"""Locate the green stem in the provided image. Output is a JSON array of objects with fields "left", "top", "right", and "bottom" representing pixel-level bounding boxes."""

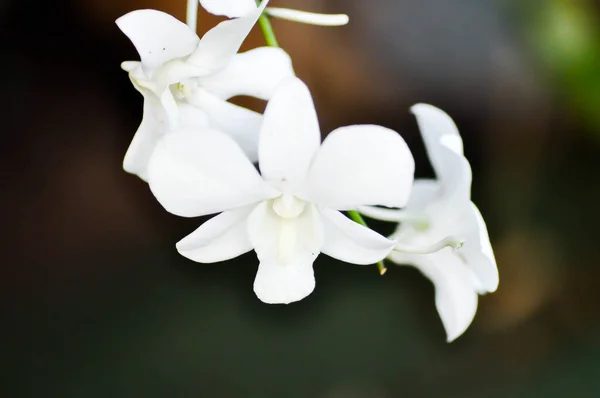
[
  {"left": 255, "top": 1, "right": 385, "bottom": 276},
  {"left": 348, "top": 210, "right": 388, "bottom": 275},
  {"left": 257, "top": 10, "right": 279, "bottom": 47}
]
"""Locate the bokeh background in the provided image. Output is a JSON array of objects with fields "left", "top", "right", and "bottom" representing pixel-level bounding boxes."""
[{"left": 2, "top": 0, "right": 600, "bottom": 396}]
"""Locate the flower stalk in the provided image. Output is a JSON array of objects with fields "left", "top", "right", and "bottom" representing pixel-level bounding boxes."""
[{"left": 256, "top": 1, "right": 279, "bottom": 47}]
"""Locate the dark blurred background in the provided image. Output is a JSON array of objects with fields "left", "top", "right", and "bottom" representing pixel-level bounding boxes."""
[{"left": 2, "top": 0, "right": 600, "bottom": 396}]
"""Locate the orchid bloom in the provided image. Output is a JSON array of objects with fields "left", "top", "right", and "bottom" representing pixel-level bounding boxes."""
[
  {"left": 360, "top": 104, "right": 499, "bottom": 342},
  {"left": 116, "top": 0, "right": 294, "bottom": 180},
  {"left": 199, "top": 0, "right": 349, "bottom": 26},
  {"left": 147, "top": 77, "right": 415, "bottom": 304}
]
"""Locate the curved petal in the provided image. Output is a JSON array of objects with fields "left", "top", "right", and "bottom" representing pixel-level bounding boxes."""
[
  {"left": 456, "top": 203, "right": 499, "bottom": 293},
  {"left": 123, "top": 75, "right": 210, "bottom": 180},
  {"left": 358, "top": 179, "right": 441, "bottom": 222},
  {"left": 116, "top": 10, "right": 200, "bottom": 70},
  {"left": 123, "top": 92, "right": 166, "bottom": 181},
  {"left": 406, "top": 179, "right": 442, "bottom": 210},
  {"left": 199, "top": 0, "right": 257, "bottom": 18},
  {"left": 248, "top": 201, "right": 324, "bottom": 304},
  {"left": 159, "top": 89, "right": 179, "bottom": 131},
  {"left": 121, "top": 60, "right": 140, "bottom": 72},
  {"left": 433, "top": 145, "right": 473, "bottom": 215},
  {"left": 305, "top": 125, "right": 415, "bottom": 210},
  {"left": 389, "top": 250, "right": 479, "bottom": 342},
  {"left": 177, "top": 205, "right": 254, "bottom": 263},
  {"left": 188, "top": 0, "right": 269, "bottom": 73},
  {"left": 320, "top": 209, "right": 396, "bottom": 265},
  {"left": 148, "top": 129, "right": 277, "bottom": 217},
  {"left": 411, "top": 104, "right": 474, "bottom": 206},
  {"left": 199, "top": 47, "right": 295, "bottom": 101},
  {"left": 258, "top": 77, "right": 321, "bottom": 186},
  {"left": 411, "top": 103, "right": 464, "bottom": 170},
  {"left": 187, "top": 89, "right": 262, "bottom": 162}
]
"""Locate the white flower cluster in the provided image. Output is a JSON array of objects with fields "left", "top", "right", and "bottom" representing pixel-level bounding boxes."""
[{"left": 118, "top": 0, "right": 498, "bottom": 341}]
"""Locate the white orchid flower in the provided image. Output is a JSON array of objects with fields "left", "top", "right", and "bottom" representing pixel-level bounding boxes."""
[
  {"left": 117, "top": 0, "right": 294, "bottom": 180},
  {"left": 200, "top": 0, "right": 349, "bottom": 26},
  {"left": 360, "top": 104, "right": 499, "bottom": 342},
  {"left": 147, "top": 77, "right": 415, "bottom": 304}
]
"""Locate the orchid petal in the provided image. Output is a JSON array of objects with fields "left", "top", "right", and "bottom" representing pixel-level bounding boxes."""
[
  {"left": 199, "top": 0, "right": 257, "bottom": 18},
  {"left": 199, "top": 47, "right": 295, "bottom": 101},
  {"left": 248, "top": 201, "right": 324, "bottom": 304},
  {"left": 116, "top": 10, "right": 200, "bottom": 70},
  {"left": 411, "top": 103, "right": 464, "bottom": 165},
  {"left": 434, "top": 145, "right": 473, "bottom": 214},
  {"left": 305, "top": 125, "right": 415, "bottom": 210},
  {"left": 121, "top": 60, "right": 140, "bottom": 72},
  {"left": 178, "top": 102, "right": 211, "bottom": 130},
  {"left": 148, "top": 129, "right": 277, "bottom": 217},
  {"left": 123, "top": 102, "right": 208, "bottom": 181},
  {"left": 258, "top": 77, "right": 321, "bottom": 186},
  {"left": 187, "top": 89, "right": 262, "bottom": 162},
  {"left": 406, "top": 179, "right": 442, "bottom": 210},
  {"left": 411, "top": 104, "right": 472, "bottom": 204},
  {"left": 456, "top": 203, "right": 499, "bottom": 293},
  {"left": 177, "top": 205, "right": 254, "bottom": 263},
  {"left": 389, "top": 250, "right": 479, "bottom": 342},
  {"left": 320, "top": 209, "right": 396, "bottom": 265},
  {"left": 159, "top": 89, "right": 179, "bottom": 131},
  {"left": 358, "top": 179, "right": 441, "bottom": 222},
  {"left": 123, "top": 72, "right": 209, "bottom": 180},
  {"left": 188, "top": 0, "right": 269, "bottom": 73},
  {"left": 123, "top": 91, "right": 166, "bottom": 181}
]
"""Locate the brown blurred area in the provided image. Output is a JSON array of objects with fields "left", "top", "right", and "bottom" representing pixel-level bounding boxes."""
[{"left": 1, "top": 0, "right": 600, "bottom": 397}]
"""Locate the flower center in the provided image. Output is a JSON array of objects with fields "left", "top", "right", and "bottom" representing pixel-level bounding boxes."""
[
  {"left": 272, "top": 193, "right": 306, "bottom": 219},
  {"left": 170, "top": 79, "right": 198, "bottom": 101}
]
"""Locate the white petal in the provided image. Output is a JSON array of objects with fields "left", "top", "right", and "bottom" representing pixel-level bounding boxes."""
[
  {"left": 123, "top": 92, "right": 166, "bottom": 181},
  {"left": 319, "top": 209, "right": 396, "bottom": 265},
  {"left": 434, "top": 145, "right": 473, "bottom": 214},
  {"left": 187, "top": 89, "right": 262, "bottom": 162},
  {"left": 199, "top": 47, "right": 295, "bottom": 101},
  {"left": 406, "top": 179, "right": 442, "bottom": 210},
  {"left": 389, "top": 250, "right": 479, "bottom": 342},
  {"left": 177, "top": 205, "right": 254, "bottom": 263},
  {"left": 178, "top": 102, "right": 211, "bottom": 130},
  {"left": 411, "top": 103, "right": 473, "bottom": 206},
  {"left": 148, "top": 129, "right": 277, "bottom": 217},
  {"left": 159, "top": 89, "right": 180, "bottom": 131},
  {"left": 116, "top": 10, "right": 200, "bottom": 70},
  {"left": 258, "top": 77, "right": 321, "bottom": 186},
  {"left": 121, "top": 60, "right": 140, "bottom": 72},
  {"left": 248, "top": 201, "right": 324, "bottom": 304},
  {"left": 411, "top": 103, "right": 464, "bottom": 165},
  {"left": 305, "top": 125, "right": 415, "bottom": 210},
  {"left": 199, "top": 0, "right": 257, "bottom": 18},
  {"left": 358, "top": 179, "right": 441, "bottom": 222},
  {"left": 456, "top": 203, "right": 499, "bottom": 293},
  {"left": 123, "top": 80, "right": 209, "bottom": 181},
  {"left": 188, "top": 0, "right": 269, "bottom": 73}
]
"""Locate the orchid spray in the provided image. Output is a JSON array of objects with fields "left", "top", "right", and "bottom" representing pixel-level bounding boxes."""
[{"left": 117, "top": 0, "right": 499, "bottom": 341}]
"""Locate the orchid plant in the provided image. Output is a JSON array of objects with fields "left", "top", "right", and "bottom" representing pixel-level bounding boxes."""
[{"left": 118, "top": 0, "right": 499, "bottom": 341}]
